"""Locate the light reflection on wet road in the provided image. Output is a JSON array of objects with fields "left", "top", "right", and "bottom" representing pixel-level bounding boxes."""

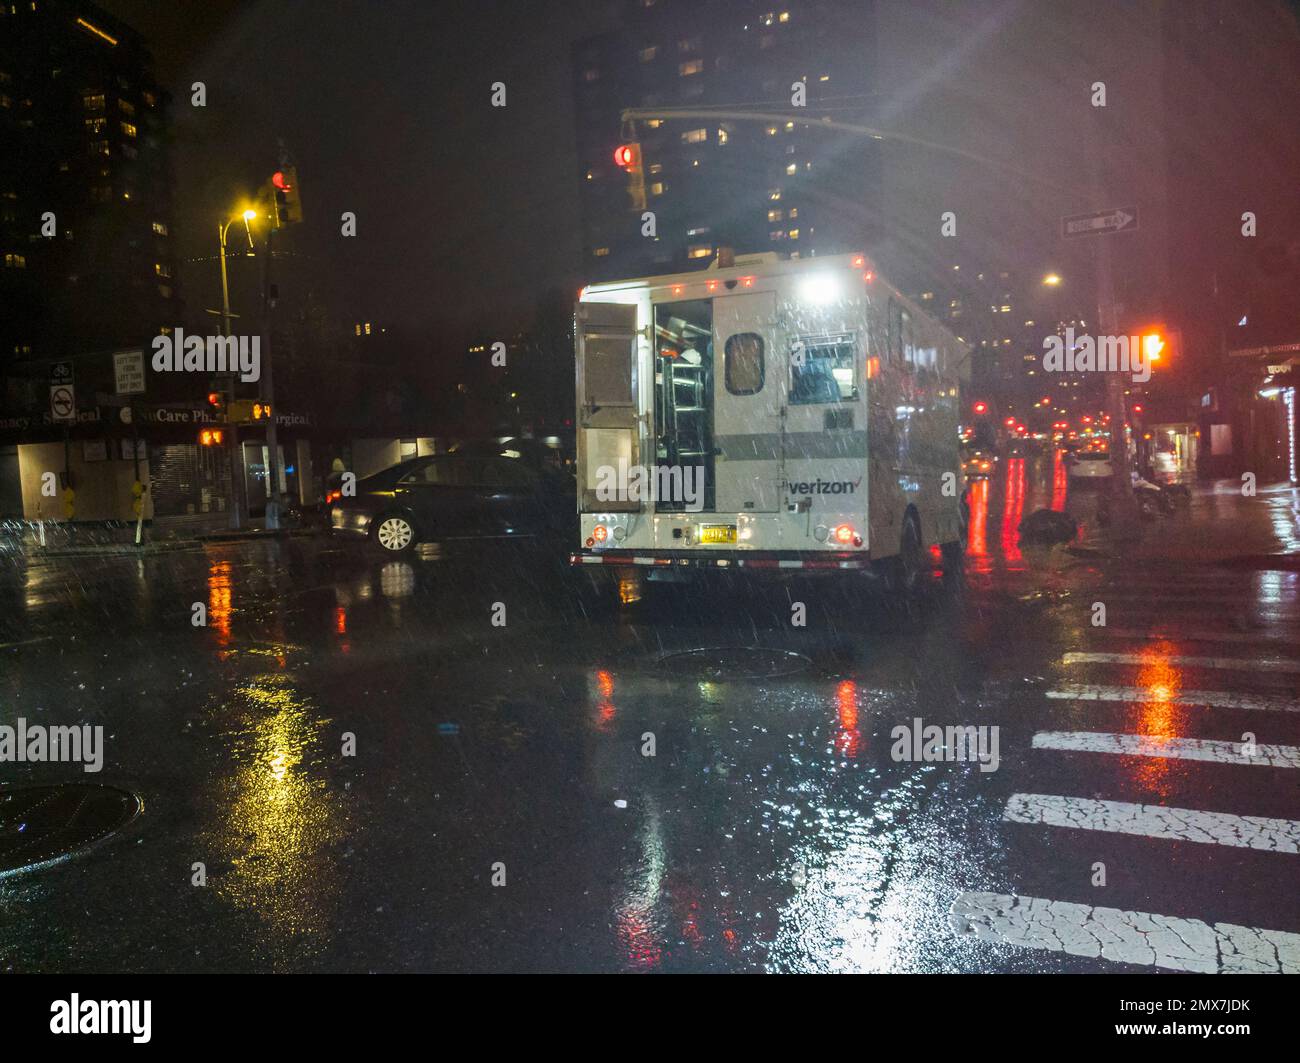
[{"left": 0, "top": 462, "right": 1297, "bottom": 972}]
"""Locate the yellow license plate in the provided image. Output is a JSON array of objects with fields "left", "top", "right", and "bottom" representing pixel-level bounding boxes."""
[{"left": 699, "top": 525, "right": 737, "bottom": 544}]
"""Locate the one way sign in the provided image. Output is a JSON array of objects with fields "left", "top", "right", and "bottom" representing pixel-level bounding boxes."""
[{"left": 1061, "top": 206, "right": 1139, "bottom": 239}]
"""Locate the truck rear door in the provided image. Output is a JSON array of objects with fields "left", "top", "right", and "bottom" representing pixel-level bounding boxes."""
[{"left": 576, "top": 300, "right": 642, "bottom": 513}]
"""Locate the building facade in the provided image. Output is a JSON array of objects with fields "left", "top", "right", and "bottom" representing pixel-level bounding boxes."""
[{"left": 573, "top": 0, "right": 879, "bottom": 283}]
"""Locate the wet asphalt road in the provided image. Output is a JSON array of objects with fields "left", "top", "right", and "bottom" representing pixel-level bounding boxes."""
[{"left": 1, "top": 458, "right": 1298, "bottom": 972}]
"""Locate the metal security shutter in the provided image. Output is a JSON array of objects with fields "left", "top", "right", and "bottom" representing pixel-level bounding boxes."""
[{"left": 150, "top": 443, "right": 231, "bottom": 521}]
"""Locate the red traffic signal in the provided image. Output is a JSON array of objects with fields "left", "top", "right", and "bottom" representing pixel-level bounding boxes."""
[
  {"left": 272, "top": 170, "right": 292, "bottom": 191},
  {"left": 613, "top": 144, "right": 639, "bottom": 170},
  {"left": 207, "top": 391, "right": 222, "bottom": 407},
  {"left": 973, "top": 401, "right": 988, "bottom": 415}
]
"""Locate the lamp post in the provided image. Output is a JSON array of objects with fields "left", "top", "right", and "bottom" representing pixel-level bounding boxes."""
[{"left": 217, "top": 210, "right": 255, "bottom": 529}]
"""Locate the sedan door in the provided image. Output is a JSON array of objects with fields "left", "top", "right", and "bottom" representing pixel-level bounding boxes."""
[{"left": 393, "top": 456, "right": 485, "bottom": 538}]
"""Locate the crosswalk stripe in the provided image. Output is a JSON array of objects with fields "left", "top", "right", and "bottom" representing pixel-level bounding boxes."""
[
  {"left": 1031, "top": 730, "right": 1300, "bottom": 768},
  {"left": 1003, "top": 792, "right": 1300, "bottom": 852},
  {"left": 1063, "top": 651, "right": 1300, "bottom": 673},
  {"left": 1090, "top": 627, "right": 1300, "bottom": 648},
  {"left": 949, "top": 891, "right": 1300, "bottom": 973},
  {"left": 1046, "top": 683, "right": 1299, "bottom": 713}
]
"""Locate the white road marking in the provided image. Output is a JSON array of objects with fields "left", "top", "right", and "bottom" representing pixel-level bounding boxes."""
[
  {"left": 1090, "top": 627, "right": 1300, "bottom": 648},
  {"left": 1046, "top": 683, "right": 1299, "bottom": 713},
  {"left": 949, "top": 891, "right": 1300, "bottom": 973},
  {"left": 1031, "top": 730, "right": 1300, "bottom": 768},
  {"left": 1064, "top": 650, "right": 1300, "bottom": 673},
  {"left": 1003, "top": 792, "right": 1300, "bottom": 852}
]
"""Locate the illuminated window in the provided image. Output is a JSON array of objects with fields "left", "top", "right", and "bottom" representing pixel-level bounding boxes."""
[
  {"left": 717, "top": 126, "right": 728, "bottom": 145},
  {"left": 583, "top": 68, "right": 599, "bottom": 82},
  {"left": 593, "top": 247, "right": 610, "bottom": 257},
  {"left": 154, "top": 262, "right": 170, "bottom": 278},
  {"left": 681, "top": 128, "right": 706, "bottom": 144},
  {"left": 4, "top": 253, "right": 26, "bottom": 268},
  {"left": 687, "top": 244, "right": 712, "bottom": 259},
  {"left": 118, "top": 98, "right": 134, "bottom": 115},
  {"left": 648, "top": 162, "right": 663, "bottom": 174},
  {"left": 121, "top": 121, "right": 137, "bottom": 137},
  {"left": 84, "top": 116, "right": 106, "bottom": 132},
  {"left": 788, "top": 207, "right": 798, "bottom": 219},
  {"left": 788, "top": 228, "right": 799, "bottom": 240},
  {"left": 785, "top": 162, "right": 797, "bottom": 174},
  {"left": 768, "top": 189, "right": 781, "bottom": 200},
  {"left": 679, "top": 59, "right": 703, "bottom": 76},
  {"left": 650, "top": 181, "right": 664, "bottom": 196},
  {"left": 638, "top": 45, "right": 658, "bottom": 62},
  {"left": 767, "top": 209, "right": 783, "bottom": 222},
  {"left": 83, "top": 94, "right": 105, "bottom": 110}
]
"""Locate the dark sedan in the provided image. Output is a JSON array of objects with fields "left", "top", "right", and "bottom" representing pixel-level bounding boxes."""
[{"left": 329, "top": 452, "right": 575, "bottom": 553}]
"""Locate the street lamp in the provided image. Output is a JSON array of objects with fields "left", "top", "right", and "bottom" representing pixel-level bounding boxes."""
[
  {"left": 216, "top": 207, "right": 256, "bottom": 529},
  {"left": 1042, "top": 273, "right": 1062, "bottom": 287}
]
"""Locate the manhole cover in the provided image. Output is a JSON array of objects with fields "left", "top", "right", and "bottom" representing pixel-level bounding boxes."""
[
  {"left": 657, "top": 647, "right": 810, "bottom": 680},
  {"left": 0, "top": 784, "right": 141, "bottom": 878}
]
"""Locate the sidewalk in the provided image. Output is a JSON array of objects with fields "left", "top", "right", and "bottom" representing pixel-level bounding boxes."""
[
  {"left": 0, "top": 516, "right": 324, "bottom": 557},
  {"left": 1072, "top": 480, "right": 1300, "bottom": 565}
]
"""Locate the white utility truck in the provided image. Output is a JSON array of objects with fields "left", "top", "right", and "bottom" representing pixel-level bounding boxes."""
[{"left": 571, "top": 251, "right": 969, "bottom": 594}]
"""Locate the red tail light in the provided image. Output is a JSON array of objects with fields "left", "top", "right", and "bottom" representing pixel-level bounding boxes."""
[
  {"left": 592, "top": 524, "right": 608, "bottom": 543},
  {"left": 833, "top": 524, "right": 855, "bottom": 545}
]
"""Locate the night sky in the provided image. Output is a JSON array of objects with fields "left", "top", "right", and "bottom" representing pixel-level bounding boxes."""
[{"left": 99, "top": 0, "right": 609, "bottom": 342}]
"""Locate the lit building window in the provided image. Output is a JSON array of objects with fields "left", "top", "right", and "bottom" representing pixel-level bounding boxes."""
[
  {"left": 650, "top": 181, "right": 664, "bottom": 196},
  {"left": 681, "top": 128, "right": 707, "bottom": 144},
  {"left": 767, "top": 209, "right": 783, "bottom": 222},
  {"left": 118, "top": 98, "right": 134, "bottom": 115},
  {"left": 788, "top": 228, "right": 799, "bottom": 240},
  {"left": 717, "top": 126, "right": 728, "bottom": 145},
  {"left": 154, "top": 262, "right": 170, "bottom": 278},
  {"left": 768, "top": 189, "right": 781, "bottom": 200},
  {"left": 121, "top": 121, "right": 137, "bottom": 137},
  {"left": 679, "top": 59, "right": 703, "bottom": 76},
  {"left": 687, "top": 244, "right": 712, "bottom": 259},
  {"left": 638, "top": 45, "right": 658, "bottom": 62},
  {"left": 593, "top": 247, "right": 610, "bottom": 257},
  {"left": 4, "top": 252, "right": 27, "bottom": 268},
  {"left": 583, "top": 68, "right": 599, "bottom": 82},
  {"left": 785, "top": 162, "right": 797, "bottom": 175},
  {"left": 83, "top": 94, "right": 104, "bottom": 110},
  {"left": 84, "top": 116, "right": 106, "bottom": 132}
]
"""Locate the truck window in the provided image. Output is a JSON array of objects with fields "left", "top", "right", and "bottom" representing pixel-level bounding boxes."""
[
  {"left": 790, "top": 335, "right": 857, "bottom": 405},
  {"left": 724, "top": 332, "right": 764, "bottom": 395}
]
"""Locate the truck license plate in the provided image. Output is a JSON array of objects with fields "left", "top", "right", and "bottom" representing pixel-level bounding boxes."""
[{"left": 699, "top": 525, "right": 737, "bottom": 544}]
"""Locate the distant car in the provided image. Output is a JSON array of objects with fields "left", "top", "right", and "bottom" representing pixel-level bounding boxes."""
[
  {"left": 962, "top": 449, "right": 998, "bottom": 479},
  {"left": 330, "top": 452, "right": 576, "bottom": 553},
  {"left": 1069, "top": 451, "right": 1113, "bottom": 479}
]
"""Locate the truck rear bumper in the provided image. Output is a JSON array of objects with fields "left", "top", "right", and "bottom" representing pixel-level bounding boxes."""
[{"left": 569, "top": 549, "right": 870, "bottom": 571}]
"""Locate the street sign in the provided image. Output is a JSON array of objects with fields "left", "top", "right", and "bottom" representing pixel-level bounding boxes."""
[
  {"left": 113, "top": 349, "right": 146, "bottom": 395},
  {"left": 1061, "top": 207, "right": 1138, "bottom": 239},
  {"left": 50, "top": 384, "right": 75, "bottom": 423},
  {"left": 51, "top": 361, "right": 74, "bottom": 387}
]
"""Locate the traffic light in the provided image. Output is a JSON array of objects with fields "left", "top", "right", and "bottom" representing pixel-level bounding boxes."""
[
  {"left": 271, "top": 167, "right": 303, "bottom": 226},
  {"left": 972, "top": 400, "right": 988, "bottom": 415},
  {"left": 207, "top": 387, "right": 226, "bottom": 419},
  {"left": 251, "top": 401, "right": 271, "bottom": 421},
  {"left": 613, "top": 142, "right": 646, "bottom": 211}
]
